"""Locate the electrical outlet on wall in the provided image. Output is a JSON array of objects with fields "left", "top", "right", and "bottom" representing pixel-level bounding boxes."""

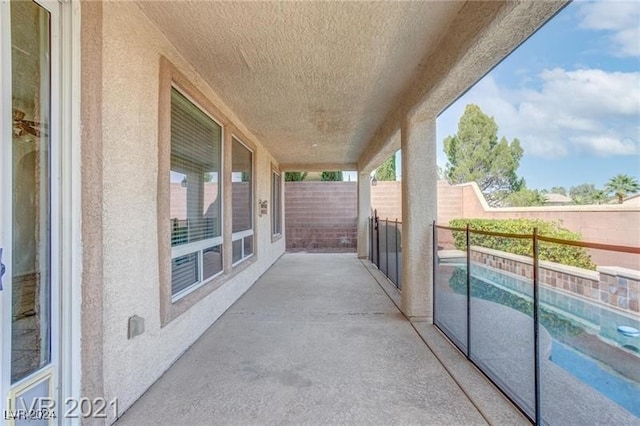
[{"left": 128, "top": 315, "right": 145, "bottom": 339}]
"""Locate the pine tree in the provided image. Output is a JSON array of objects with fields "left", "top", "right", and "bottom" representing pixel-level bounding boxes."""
[{"left": 443, "top": 104, "right": 524, "bottom": 206}]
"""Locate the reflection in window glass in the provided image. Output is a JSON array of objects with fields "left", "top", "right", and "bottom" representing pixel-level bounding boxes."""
[
  {"left": 203, "top": 245, "right": 223, "bottom": 280},
  {"left": 232, "top": 239, "right": 242, "bottom": 264},
  {"left": 10, "top": 0, "right": 52, "bottom": 383},
  {"left": 232, "top": 138, "right": 254, "bottom": 265},
  {"left": 170, "top": 88, "right": 223, "bottom": 297},
  {"left": 232, "top": 139, "right": 252, "bottom": 233},
  {"left": 244, "top": 235, "right": 254, "bottom": 257},
  {"left": 170, "top": 88, "right": 222, "bottom": 247},
  {"left": 272, "top": 171, "right": 282, "bottom": 236},
  {"left": 171, "top": 253, "right": 199, "bottom": 295}
]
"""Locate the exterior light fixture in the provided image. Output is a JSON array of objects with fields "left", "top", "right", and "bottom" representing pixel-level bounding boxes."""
[
  {"left": 181, "top": 177, "right": 187, "bottom": 188},
  {"left": 370, "top": 176, "right": 377, "bottom": 186}
]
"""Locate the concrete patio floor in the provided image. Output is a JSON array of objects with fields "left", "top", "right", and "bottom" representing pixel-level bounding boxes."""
[{"left": 116, "top": 253, "right": 527, "bottom": 425}]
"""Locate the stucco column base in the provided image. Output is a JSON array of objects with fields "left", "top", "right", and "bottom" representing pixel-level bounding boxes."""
[
  {"left": 357, "top": 171, "right": 372, "bottom": 259},
  {"left": 400, "top": 115, "right": 436, "bottom": 321}
]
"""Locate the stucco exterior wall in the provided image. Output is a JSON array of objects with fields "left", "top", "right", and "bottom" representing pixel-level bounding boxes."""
[{"left": 99, "top": 2, "right": 285, "bottom": 420}]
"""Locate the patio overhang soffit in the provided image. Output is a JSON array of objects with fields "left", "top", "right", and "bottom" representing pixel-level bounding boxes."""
[{"left": 137, "top": 1, "right": 567, "bottom": 173}]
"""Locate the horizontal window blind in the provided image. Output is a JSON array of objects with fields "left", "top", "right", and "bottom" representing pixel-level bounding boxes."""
[
  {"left": 232, "top": 139, "right": 253, "bottom": 233},
  {"left": 171, "top": 253, "right": 199, "bottom": 295},
  {"left": 272, "top": 172, "right": 282, "bottom": 235},
  {"left": 170, "top": 88, "right": 222, "bottom": 247}
]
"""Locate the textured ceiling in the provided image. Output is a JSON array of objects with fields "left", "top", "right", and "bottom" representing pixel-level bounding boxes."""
[{"left": 138, "top": 1, "right": 465, "bottom": 169}]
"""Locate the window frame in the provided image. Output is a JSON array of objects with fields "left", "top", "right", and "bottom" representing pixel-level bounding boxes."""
[
  {"left": 230, "top": 136, "right": 255, "bottom": 266},
  {"left": 271, "top": 166, "right": 283, "bottom": 241},
  {"left": 169, "top": 84, "right": 225, "bottom": 302},
  {"left": 158, "top": 57, "right": 238, "bottom": 325}
]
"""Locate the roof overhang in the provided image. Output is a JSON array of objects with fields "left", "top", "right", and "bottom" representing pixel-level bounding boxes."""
[{"left": 137, "top": 1, "right": 567, "bottom": 172}]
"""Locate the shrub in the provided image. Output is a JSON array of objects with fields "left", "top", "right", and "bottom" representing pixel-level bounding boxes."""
[
  {"left": 285, "top": 172, "right": 308, "bottom": 181},
  {"left": 320, "top": 171, "right": 343, "bottom": 181},
  {"left": 448, "top": 218, "right": 596, "bottom": 270}
]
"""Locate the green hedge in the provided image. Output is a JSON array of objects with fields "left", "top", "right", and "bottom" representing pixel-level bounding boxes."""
[{"left": 448, "top": 218, "right": 596, "bottom": 270}]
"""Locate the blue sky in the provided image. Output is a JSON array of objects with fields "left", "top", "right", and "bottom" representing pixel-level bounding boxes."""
[{"left": 436, "top": 0, "right": 640, "bottom": 191}]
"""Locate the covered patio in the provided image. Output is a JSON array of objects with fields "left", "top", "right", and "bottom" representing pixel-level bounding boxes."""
[
  {"left": 0, "top": 1, "right": 572, "bottom": 424},
  {"left": 116, "top": 254, "right": 526, "bottom": 425}
]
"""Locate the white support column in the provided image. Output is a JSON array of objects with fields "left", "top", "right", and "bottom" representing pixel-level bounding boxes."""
[
  {"left": 400, "top": 115, "right": 437, "bottom": 322},
  {"left": 357, "top": 171, "right": 371, "bottom": 259}
]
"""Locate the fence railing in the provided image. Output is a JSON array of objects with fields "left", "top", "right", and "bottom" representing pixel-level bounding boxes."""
[
  {"left": 433, "top": 221, "right": 640, "bottom": 425},
  {"left": 369, "top": 211, "right": 401, "bottom": 289}
]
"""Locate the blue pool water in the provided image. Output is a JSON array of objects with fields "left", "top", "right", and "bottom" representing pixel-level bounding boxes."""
[
  {"left": 551, "top": 341, "right": 640, "bottom": 417},
  {"left": 452, "top": 264, "right": 640, "bottom": 418}
]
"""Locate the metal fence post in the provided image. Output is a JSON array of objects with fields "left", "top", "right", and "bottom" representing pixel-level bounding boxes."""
[
  {"left": 385, "top": 218, "right": 389, "bottom": 278},
  {"left": 375, "top": 212, "right": 380, "bottom": 269},
  {"left": 466, "top": 223, "right": 471, "bottom": 358},
  {"left": 533, "top": 228, "right": 541, "bottom": 425},
  {"left": 395, "top": 218, "right": 399, "bottom": 287},
  {"left": 369, "top": 217, "right": 373, "bottom": 262},
  {"left": 432, "top": 220, "right": 437, "bottom": 323}
]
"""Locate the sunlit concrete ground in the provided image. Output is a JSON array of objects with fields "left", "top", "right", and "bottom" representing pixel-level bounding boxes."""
[{"left": 116, "top": 253, "right": 527, "bottom": 425}]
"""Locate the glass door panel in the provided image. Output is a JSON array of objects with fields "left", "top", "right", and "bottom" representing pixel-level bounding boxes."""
[{"left": 9, "top": 0, "right": 51, "bottom": 385}]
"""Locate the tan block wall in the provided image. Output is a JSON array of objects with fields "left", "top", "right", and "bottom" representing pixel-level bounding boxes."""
[
  {"left": 371, "top": 180, "right": 463, "bottom": 223},
  {"left": 370, "top": 181, "right": 403, "bottom": 220},
  {"left": 285, "top": 182, "right": 357, "bottom": 251},
  {"left": 371, "top": 180, "right": 640, "bottom": 270}
]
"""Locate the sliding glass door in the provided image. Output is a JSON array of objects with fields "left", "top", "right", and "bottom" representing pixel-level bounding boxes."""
[{"left": 1, "top": 1, "right": 60, "bottom": 423}]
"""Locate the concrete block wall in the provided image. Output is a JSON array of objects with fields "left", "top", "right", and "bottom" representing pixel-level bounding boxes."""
[
  {"left": 370, "top": 180, "right": 463, "bottom": 223},
  {"left": 370, "top": 181, "right": 402, "bottom": 220},
  {"left": 371, "top": 180, "right": 639, "bottom": 270},
  {"left": 285, "top": 181, "right": 357, "bottom": 251}
]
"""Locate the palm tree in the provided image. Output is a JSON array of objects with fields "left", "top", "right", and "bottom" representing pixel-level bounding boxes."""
[
  {"left": 605, "top": 174, "right": 640, "bottom": 204},
  {"left": 590, "top": 190, "right": 609, "bottom": 205}
]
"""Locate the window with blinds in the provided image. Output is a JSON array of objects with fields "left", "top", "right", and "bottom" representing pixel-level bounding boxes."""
[
  {"left": 272, "top": 170, "right": 282, "bottom": 236},
  {"left": 231, "top": 138, "right": 254, "bottom": 265},
  {"left": 170, "top": 87, "right": 223, "bottom": 298}
]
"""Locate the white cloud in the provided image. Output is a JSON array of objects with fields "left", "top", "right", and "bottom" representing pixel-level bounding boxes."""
[
  {"left": 571, "top": 135, "right": 639, "bottom": 156},
  {"left": 578, "top": 1, "right": 640, "bottom": 57},
  {"left": 437, "top": 68, "right": 640, "bottom": 159},
  {"left": 536, "top": 68, "right": 639, "bottom": 116}
]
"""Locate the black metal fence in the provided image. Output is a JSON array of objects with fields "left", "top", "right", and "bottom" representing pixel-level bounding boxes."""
[
  {"left": 432, "top": 221, "right": 640, "bottom": 425},
  {"left": 369, "top": 211, "right": 402, "bottom": 289}
]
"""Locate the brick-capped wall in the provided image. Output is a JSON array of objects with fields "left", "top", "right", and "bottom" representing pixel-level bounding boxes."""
[
  {"left": 285, "top": 181, "right": 357, "bottom": 251},
  {"left": 471, "top": 246, "right": 639, "bottom": 315}
]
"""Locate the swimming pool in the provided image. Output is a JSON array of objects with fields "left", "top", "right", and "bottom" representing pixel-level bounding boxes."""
[
  {"left": 551, "top": 341, "right": 640, "bottom": 417},
  {"left": 447, "top": 263, "right": 640, "bottom": 418},
  {"left": 471, "top": 263, "right": 640, "bottom": 351}
]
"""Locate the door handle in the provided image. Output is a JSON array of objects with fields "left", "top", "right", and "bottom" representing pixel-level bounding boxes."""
[{"left": 0, "top": 248, "right": 5, "bottom": 291}]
